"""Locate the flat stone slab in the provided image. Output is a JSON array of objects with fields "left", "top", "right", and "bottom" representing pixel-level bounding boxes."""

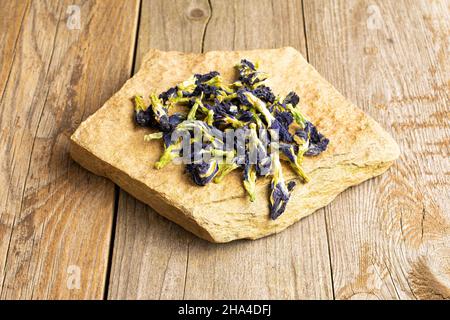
[{"left": 70, "top": 47, "right": 399, "bottom": 243}]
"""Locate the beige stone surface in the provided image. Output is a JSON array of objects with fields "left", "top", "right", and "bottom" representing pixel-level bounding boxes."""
[{"left": 70, "top": 47, "right": 399, "bottom": 243}]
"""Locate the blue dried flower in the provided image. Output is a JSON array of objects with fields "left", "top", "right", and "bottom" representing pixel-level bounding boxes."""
[
  {"left": 134, "top": 95, "right": 155, "bottom": 127},
  {"left": 186, "top": 160, "right": 219, "bottom": 186},
  {"left": 284, "top": 91, "right": 300, "bottom": 106},
  {"left": 236, "top": 88, "right": 252, "bottom": 107},
  {"left": 240, "top": 59, "right": 256, "bottom": 71},
  {"left": 238, "top": 110, "right": 254, "bottom": 122},
  {"left": 236, "top": 59, "right": 268, "bottom": 87},
  {"left": 214, "top": 161, "right": 240, "bottom": 183},
  {"left": 195, "top": 71, "right": 221, "bottom": 83},
  {"left": 269, "top": 150, "right": 296, "bottom": 220},
  {"left": 279, "top": 143, "right": 309, "bottom": 182},
  {"left": 176, "top": 120, "right": 224, "bottom": 149},
  {"left": 159, "top": 87, "right": 177, "bottom": 103},
  {"left": 213, "top": 100, "right": 238, "bottom": 116},
  {"left": 241, "top": 91, "right": 275, "bottom": 126},
  {"left": 272, "top": 111, "right": 294, "bottom": 143},
  {"left": 296, "top": 121, "right": 329, "bottom": 156},
  {"left": 168, "top": 113, "right": 185, "bottom": 127},
  {"left": 248, "top": 123, "right": 271, "bottom": 177},
  {"left": 213, "top": 101, "right": 246, "bottom": 128},
  {"left": 253, "top": 85, "right": 275, "bottom": 103},
  {"left": 135, "top": 109, "right": 154, "bottom": 127},
  {"left": 192, "top": 83, "right": 219, "bottom": 99},
  {"left": 134, "top": 59, "right": 329, "bottom": 221},
  {"left": 243, "top": 158, "right": 257, "bottom": 201}
]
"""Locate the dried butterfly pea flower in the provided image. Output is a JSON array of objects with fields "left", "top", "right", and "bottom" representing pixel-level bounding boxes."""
[
  {"left": 204, "top": 109, "right": 215, "bottom": 126},
  {"left": 269, "top": 148, "right": 296, "bottom": 219},
  {"left": 203, "top": 75, "right": 233, "bottom": 93},
  {"left": 239, "top": 59, "right": 256, "bottom": 71},
  {"left": 182, "top": 74, "right": 233, "bottom": 101},
  {"left": 135, "top": 109, "right": 154, "bottom": 127},
  {"left": 162, "top": 132, "right": 173, "bottom": 147},
  {"left": 243, "top": 158, "right": 257, "bottom": 202},
  {"left": 295, "top": 121, "right": 329, "bottom": 156},
  {"left": 273, "top": 112, "right": 295, "bottom": 143},
  {"left": 230, "top": 80, "right": 244, "bottom": 89},
  {"left": 134, "top": 58, "right": 329, "bottom": 220},
  {"left": 305, "top": 140, "right": 329, "bottom": 156},
  {"left": 187, "top": 96, "right": 204, "bottom": 120},
  {"left": 194, "top": 71, "right": 220, "bottom": 83},
  {"left": 284, "top": 91, "right": 300, "bottom": 107},
  {"left": 184, "top": 143, "right": 231, "bottom": 186},
  {"left": 236, "top": 59, "right": 269, "bottom": 87},
  {"left": 186, "top": 159, "right": 219, "bottom": 186},
  {"left": 144, "top": 132, "right": 163, "bottom": 141},
  {"left": 238, "top": 110, "right": 254, "bottom": 122},
  {"left": 241, "top": 91, "right": 275, "bottom": 127},
  {"left": 212, "top": 100, "right": 238, "bottom": 115},
  {"left": 213, "top": 102, "right": 247, "bottom": 128},
  {"left": 279, "top": 143, "right": 309, "bottom": 183},
  {"left": 154, "top": 140, "right": 183, "bottom": 169},
  {"left": 190, "top": 144, "right": 234, "bottom": 160},
  {"left": 216, "top": 91, "right": 238, "bottom": 103},
  {"left": 248, "top": 73, "right": 269, "bottom": 88},
  {"left": 248, "top": 124, "right": 271, "bottom": 177},
  {"left": 133, "top": 95, "right": 155, "bottom": 127},
  {"left": 250, "top": 110, "right": 265, "bottom": 129},
  {"left": 167, "top": 96, "right": 191, "bottom": 106},
  {"left": 176, "top": 120, "right": 224, "bottom": 150},
  {"left": 159, "top": 87, "right": 178, "bottom": 104},
  {"left": 148, "top": 93, "right": 172, "bottom": 132},
  {"left": 285, "top": 103, "right": 308, "bottom": 128},
  {"left": 257, "top": 155, "right": 272, "bottom": 177},
  {"left": 176, "top": 75, "right": 197, "bottom": 96},
  {"left": 215, "top": 114, "right": 246, "bottom": 128},
  {"left": 168, "top": 113, "right": 186, "bottom": 127},
  {"left": 134, "top": 95, "right": 147, "bottom": 112},
  {"left": 142, "top": 115, "right": 185, "bottom": 148},
  {"left": 214, "top": 162, "right": 240, "bottom": 183},
  {"left": 191, "top": 83, "right": 220, "bottom": 99},
  {"left": 253, "top": 85, "right": 275, "bottom": 104}
]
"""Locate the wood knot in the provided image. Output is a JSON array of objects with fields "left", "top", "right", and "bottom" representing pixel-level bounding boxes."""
[{"left": 188, "top": 8, "right": 206, "bottom": 20}]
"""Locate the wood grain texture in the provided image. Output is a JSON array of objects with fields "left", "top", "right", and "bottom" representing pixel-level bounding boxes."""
[
  {"left": 108, "top": 0, "right": 334, "bottom": 299},
  {"left": 0, "top": 0, "right": 139, "bottom": 299},
  {"left": 2, "top": 0, "right": 448, "bottom": 300},
  {"left": 107, "top": 0, "right": 210, "bottom": 300},
  {"left": 0, "top": 0, "right": 30, "bottom": 101},
  {"left": 303, "top": 0, "right": 450, "bottom": 299}
]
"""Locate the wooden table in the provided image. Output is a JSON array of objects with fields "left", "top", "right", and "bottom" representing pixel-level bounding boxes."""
[{"left": 0, "top": 0, "right": 448, "bottom": 300}]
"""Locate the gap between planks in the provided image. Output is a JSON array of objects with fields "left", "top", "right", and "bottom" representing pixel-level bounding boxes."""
[
  {"left": 102, "top": 0, "right": 144, "bottom": 300},
  {"left": 181, "top": 0, "right": 212, "bottom": 301},
  {"left": 300, "top": 0, "right": 335, "bottom": 299}
]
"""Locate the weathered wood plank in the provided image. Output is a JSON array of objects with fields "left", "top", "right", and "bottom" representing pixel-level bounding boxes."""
[
  {"left": 108, "top": 0, "right": 334, "bottom": 300},
  {"left": 0, "top": 0, "right": 30, "bottom": 103},
  {"left": 0, "top": 0, "right": 31, "bottom": 290},
  {"left": 183, "top": 0, "right": 333, "bottom": 300},
  {"left": 0, "top": 0, "right": 140, "bottom": 299},
  {"left": 107, "top": 0, "right": 210, "bottom": 300},
  {"left": 303, "top": 0, "right": 450, "bottom": 299}
]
